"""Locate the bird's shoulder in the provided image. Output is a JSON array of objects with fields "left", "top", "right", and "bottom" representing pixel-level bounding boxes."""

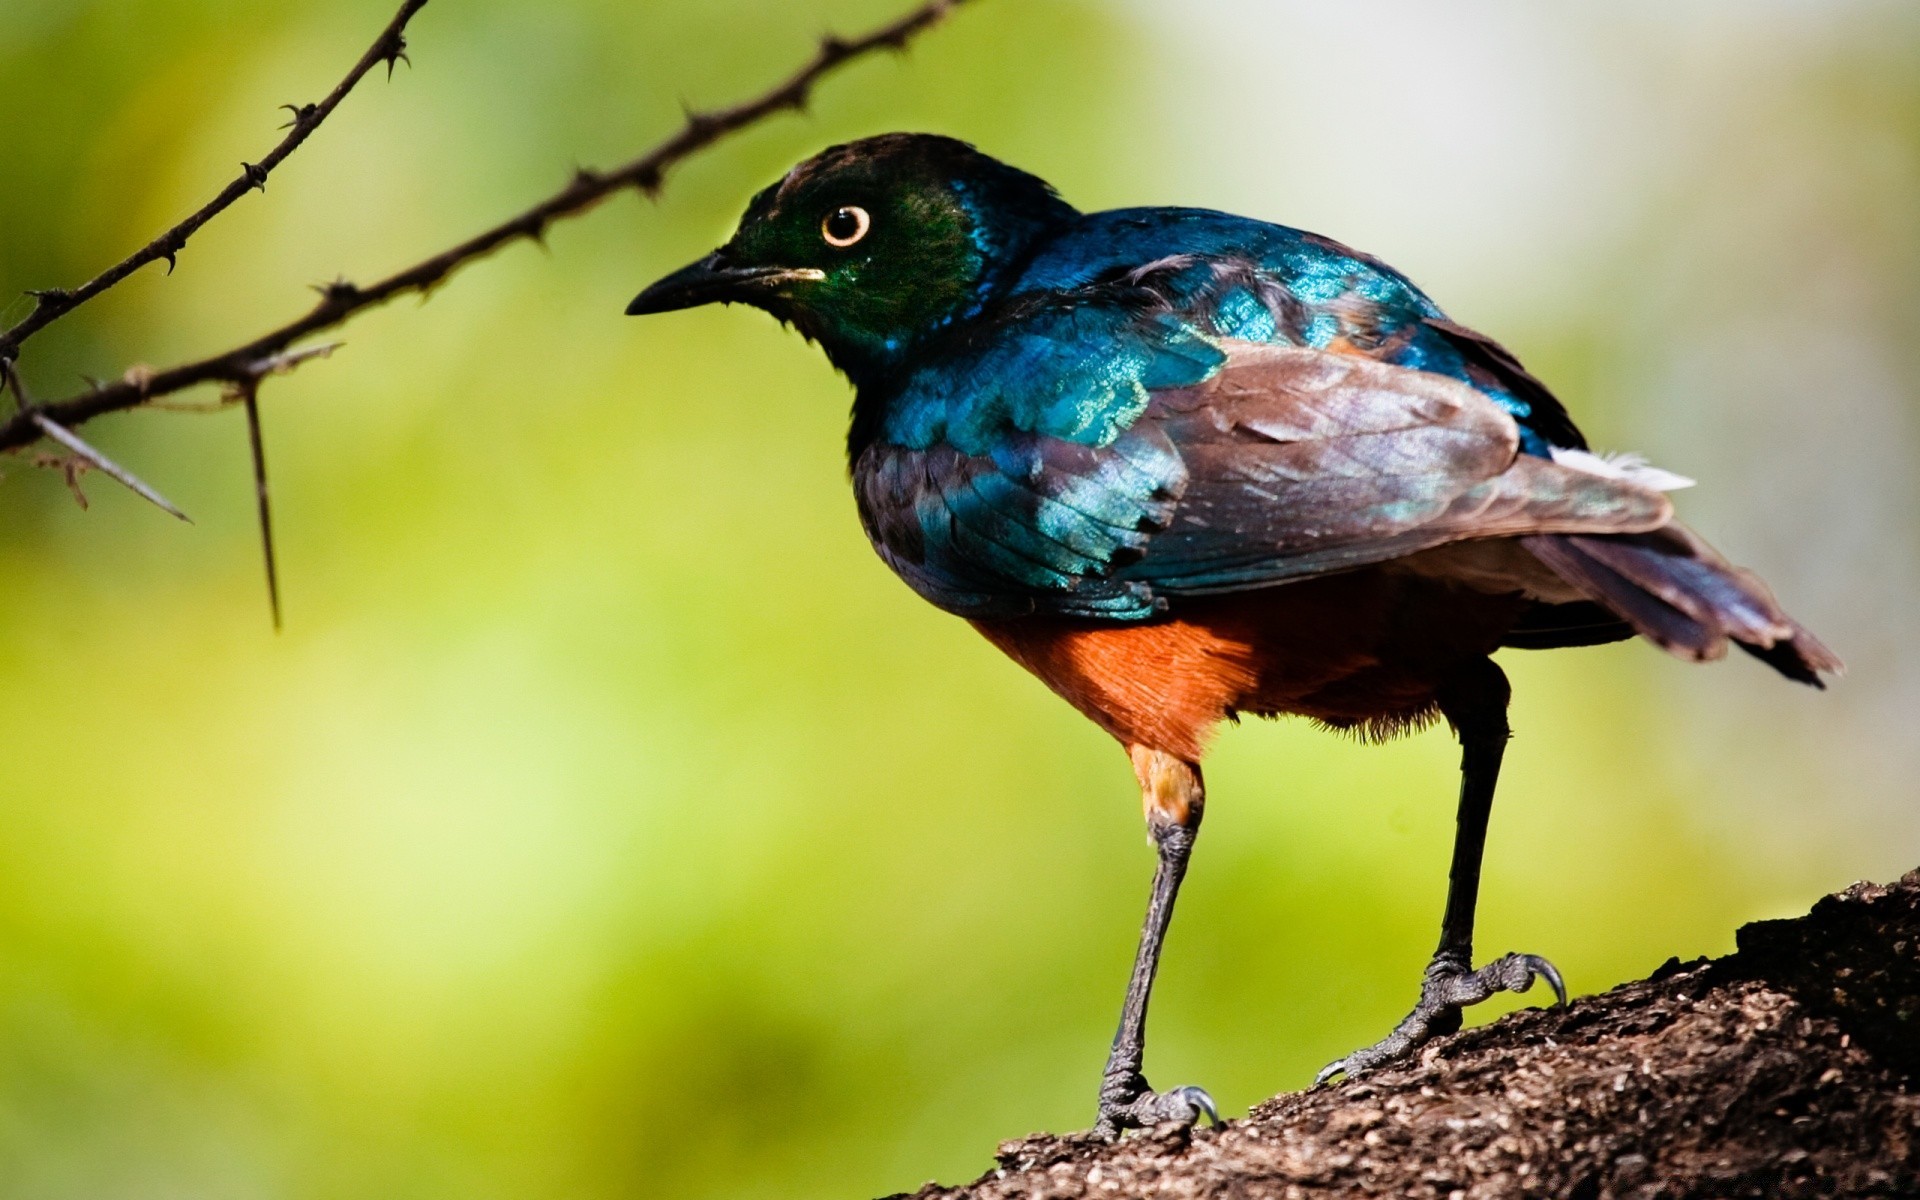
[{"left": 1007, "top": 206, "right": 1435, "bottom": 323}]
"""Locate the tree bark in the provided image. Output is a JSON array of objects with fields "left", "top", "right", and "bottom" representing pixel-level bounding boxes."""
[{"left": 893, "top": 869, "right": 1920, "bottom": 1199}]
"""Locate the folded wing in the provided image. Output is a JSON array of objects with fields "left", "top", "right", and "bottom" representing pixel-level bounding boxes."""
[
  {"left": 1121, "top": 345, "right": 1670, "bottom": 592},
  {"left": 854, "top": 342, "right": 1672, "bottom": 619}
]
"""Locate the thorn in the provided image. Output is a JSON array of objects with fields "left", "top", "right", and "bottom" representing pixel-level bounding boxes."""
[
  {"left": 278, "top": 102, "right": 318, "bottom": 130},
  {"left": 383, "top": 32, "right": 411, "bottom": 79},
  {"left": 414, "top": 267, "right": 450, "bottom": 300},
  {"left": 27, "top": 287, "right": 73, "bottom": 313},
  {"left": 160, "top": 234, "right": 184, "bottom": 275},
  {"left": 572, "top": 166, "right": 604, "bottom": 190},
  {"left": 819, "top": 33, "right": 852, "bottom": 59},
  {"left": 242, "top": 161, "right": 269, "bottom": 192},
  {"left": 632, "top": 165, "right": 663, "bottom": 198},
  {"left": 29, "top": 413, "right": 191, "bottom": 522},
  {"left": 681, "top": 103, "right": 718, "bottom": 135},
  {"left": 80, "top": 374, "right": 104, "bottom": 393},
  {"left": 312, "top": 277, "right": 361, "bottom": 306},
  {"left": 242, "top": 390, "right": 282, "bottom": 631}
]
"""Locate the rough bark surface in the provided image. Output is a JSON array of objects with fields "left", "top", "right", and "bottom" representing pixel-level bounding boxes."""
[{"left": 890, "top": 870, "right": 1920, "bottom": 1199}]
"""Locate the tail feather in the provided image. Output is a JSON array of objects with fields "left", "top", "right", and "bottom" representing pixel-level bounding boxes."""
[
  {"left": 1520, "top": 528, "right": 1842, "bottom": 687},
  {"left": 1567, "top": 527, "right": 1789, "bottom": 644},
  {"left": 1738, "top": 637, "right": 1829, "bottom": 688}
]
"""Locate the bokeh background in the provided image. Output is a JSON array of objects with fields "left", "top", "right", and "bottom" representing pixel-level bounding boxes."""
[{"left": 2, "top": 0, "right": 1917, "bottom": 1196}]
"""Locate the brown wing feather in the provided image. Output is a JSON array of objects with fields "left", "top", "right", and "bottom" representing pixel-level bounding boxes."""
[{"left": 1118, "top": 343, "right": 1672, "bottom": 594}]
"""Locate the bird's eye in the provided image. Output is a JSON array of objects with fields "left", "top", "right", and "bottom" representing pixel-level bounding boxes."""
[{"left": 821, "top": 206, "right": 870, "bottom": 248}]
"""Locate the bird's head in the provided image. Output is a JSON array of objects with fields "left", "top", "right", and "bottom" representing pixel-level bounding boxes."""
[{"left": 627, "top": 133, "right": 1077, "bottom": 385}]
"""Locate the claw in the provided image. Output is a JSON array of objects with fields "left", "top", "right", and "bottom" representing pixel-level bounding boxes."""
[
  {"left": 1524, "top": 953, "right": 1569, "bottom": 1007},
  {"left": 1167, "top": 1085, "right": 1222, "bottom": 1128}
]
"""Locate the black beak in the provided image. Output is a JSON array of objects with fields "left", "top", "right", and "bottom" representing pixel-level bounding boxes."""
[{"left": 625, "top": 250, "right": 810, "bottom": 315}]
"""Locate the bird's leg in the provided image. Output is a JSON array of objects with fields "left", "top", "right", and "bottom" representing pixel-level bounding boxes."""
[
  {"left": 1094, "top": 746, "right": 1222, "bottom": 1138},
  {"left": 1315, "top": 658, "right": 1567, "bottom": 1086}
]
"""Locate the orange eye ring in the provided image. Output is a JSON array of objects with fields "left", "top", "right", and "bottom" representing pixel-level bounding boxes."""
[{"left": 821, "top": 205, "right": 871, "bottom": 248}]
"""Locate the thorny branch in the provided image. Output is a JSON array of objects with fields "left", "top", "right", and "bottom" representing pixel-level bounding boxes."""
[
  {"left": 0, "top": 0, "right": 429, "bottom": 362},
  {"left": 0, "top": 0, "right": 974, "bottom": 457}
]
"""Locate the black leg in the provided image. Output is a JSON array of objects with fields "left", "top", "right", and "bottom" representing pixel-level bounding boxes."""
[
  {"left": 1094, "top": 747, "right": 1222, "bottom": 1138},
  {"left": 1435, "top": 661, "right": 1509, "bottom": 974},
  {"left": 1315, "top": 658, "right": 1567, "bottom": 1085}
]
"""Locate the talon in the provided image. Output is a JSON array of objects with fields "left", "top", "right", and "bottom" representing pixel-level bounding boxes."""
[
  {"left": 1313, "top": 1054, "right": 1370, "bottom": 1088},
  {"left": 1167, "top": 1084, "right": 1222, "bottom": 1128},
  {"left": 1525, "top": 953, "right": 1569, "bottom": 1007}
]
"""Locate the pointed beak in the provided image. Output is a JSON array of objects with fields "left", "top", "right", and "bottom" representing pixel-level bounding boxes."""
[{"left": 625, "top": 250, "right": 822, "bottom": 315}]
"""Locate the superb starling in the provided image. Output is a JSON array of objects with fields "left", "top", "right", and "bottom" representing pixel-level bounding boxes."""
[{"left": 627, "top": 134, "right": 1839, "bottom": 1136}]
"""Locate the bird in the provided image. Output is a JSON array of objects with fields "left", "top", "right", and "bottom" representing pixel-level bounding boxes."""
[{"left": 626, "top": 133, "right": 1840, "bottom": 1137}]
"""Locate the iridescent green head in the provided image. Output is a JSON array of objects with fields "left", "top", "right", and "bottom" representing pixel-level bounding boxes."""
[{"left": 627, "top": 134, "right": 1077, "bottom": 385}]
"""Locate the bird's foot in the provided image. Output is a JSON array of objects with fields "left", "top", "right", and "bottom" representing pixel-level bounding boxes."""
[
  {"left": 1094, "top": 1071, "right": 1221, "bottom": 1139},
  {"left": 1314, "top": 951, "right": 1566, "bottom": 1086}
]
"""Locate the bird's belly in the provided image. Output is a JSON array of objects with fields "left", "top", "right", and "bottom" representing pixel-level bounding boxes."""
[{"left": 971, "top": 569, "right": 1524, "bottom": 760}]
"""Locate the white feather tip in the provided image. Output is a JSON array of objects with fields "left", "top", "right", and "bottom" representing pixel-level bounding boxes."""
[{"left": 1550, "top": 447, "right": 1696, "bottom": 492}]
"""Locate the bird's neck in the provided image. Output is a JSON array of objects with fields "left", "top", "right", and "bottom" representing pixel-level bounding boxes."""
[
  {"left": 805, "top": 316, "right": 923, "bottom": 394},
  {"left": 845, "top": 377, "right": 902, "bottom": 465}
]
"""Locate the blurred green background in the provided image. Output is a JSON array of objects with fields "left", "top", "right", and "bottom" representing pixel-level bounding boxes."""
[{"left": 2, "top": 1, "right": 1916, "bottom": 1196}]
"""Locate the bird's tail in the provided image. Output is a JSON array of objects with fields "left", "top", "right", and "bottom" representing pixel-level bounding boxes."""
[{"left": 1520, "top": 527, "right": 1842, "bottom": 687}]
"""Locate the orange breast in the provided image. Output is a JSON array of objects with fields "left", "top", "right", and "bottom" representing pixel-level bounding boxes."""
[{"left": 972, "top": 570, "right": 1523, "bottom": 761}]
